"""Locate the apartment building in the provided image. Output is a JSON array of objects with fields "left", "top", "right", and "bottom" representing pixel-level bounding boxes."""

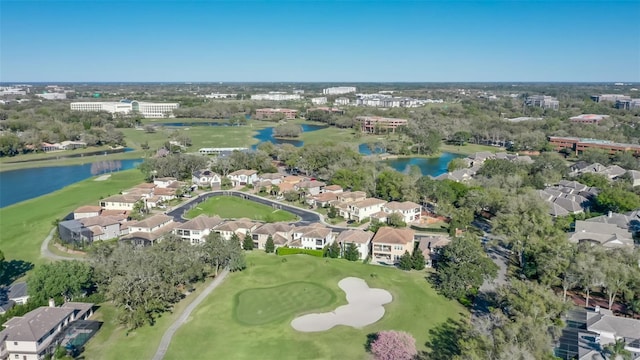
[
  {"left": 70, "top": 100, "right": 179, "bottom": 118},
  {"left": 322, "top": 86, "right": 356, "bottom": 95},
  {"left": 371, "top": 227, "right": 415, "bottom": 265},
  {"left": 334, "top": 97, "right": 350, "bottom": 105},
  {"left": 254, "top": 108, "right": 298, "bottom": 120},
  {"left": 525, "top": 95, "right": 559, "bottom": 110},
  {"left": 356, "top": 116, "right": 409, "bottom": 133}
]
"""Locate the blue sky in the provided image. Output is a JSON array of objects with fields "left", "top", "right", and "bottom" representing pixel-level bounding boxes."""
[{"left": 1, "top": 1, "right": 639, "bottom": 82}]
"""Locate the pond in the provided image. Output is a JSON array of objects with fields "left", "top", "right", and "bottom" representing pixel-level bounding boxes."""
[
  {"left": 0, "top": 158, "right": 143, "bottom": 208},
  {"left": 252, "top": 124, "right": 327, "bottom": 148},
  {"left": 384, "top": 152, "right": 463, "bottom": 177}
]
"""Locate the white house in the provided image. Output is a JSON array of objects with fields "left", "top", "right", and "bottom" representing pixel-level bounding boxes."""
[
  {"left": 257, "top": 173, "right": 284, "bottom": 185},
  {"left": 99, "top": 195, "right": 142, "bottom": 211},
  {"left": 345, "top": 198, "right": 387, "bottom": 222},
  {"left": 383, "top": 201, "right": 422, "bottom": 223},
  {"left": 192, "top": 169, "right": 222, "bottom": 189},
  {"left": 72, "top": 205, "right": 102, "bottom": 219},
  {"left": 227, "top": 170, "right": 258, "bottom": 187},
  {"left": 0, "top": 302, "right": 93, "bottom": 360},
  {"left": 336, "top": 229, "right": 373, "bottom": 260},
  {"left": 292, "top": 224, "right": 334, "bottom": 250},
  {"left": 153, "top": 177, "right": 177, "bottom": 188},
  {"left": 213, "top": 219, "right": 260, "bottom": 241},
  {"left": 173, "top": 215, "right": 224, "bottom": 245}
]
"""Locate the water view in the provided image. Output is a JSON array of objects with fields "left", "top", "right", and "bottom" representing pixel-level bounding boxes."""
[
  {"left": 252, "top": 124, "right": 327, "bottom": 148},
  {"left": 0, "top": 158, "right": 143, "bottom": 208},
  {"left": 384, "top": 152, "right": 463, "bottom": 177}
]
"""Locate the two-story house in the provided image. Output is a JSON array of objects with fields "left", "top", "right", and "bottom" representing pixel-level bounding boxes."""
[
  {"left": 294, "top": 180, "right": 326, "bottom": 196},
  {"left": 227, "top": 170, "right": 258, "bottom": 187},
  {"left": 336, "top": 229, "right": 374, "bottom": 260},
  {"left": 0, "top": 302, "right": 93, "bottom": 360},
  {"left": 251, "top": 222, "right": 294, "bottom": 250},
  {"left": 72, "top": 206, "right": 102, "bottom": 219},
  {"left": 257, "top": 173, "right": 284, "bottom": 185},
  {"left": 346, "top": 198, "right": 387, "bottom": 222},
  {"left": 173, "top": 215, "right": 224, "bottom": 245},
  {"left": 214, "top": 219, "right": 260, "bottom": 241},
  {"left": 57, "top": 216, "right": 124, "bottom": 245},
  {"left": 324, "top": 185, "right": 343, "bottom": 194},
  {"left": 99, "top": 194, "right": 143, "bottom": 211},
  {"left": 383, "top": 201, "right": 422, "bottom": 223},
  {"left": 120, "top": 214, "right": 176, "bottom": 246},
  {"left": 292, "top": 224, "right": 334, "bottom": 250},
  {"left": 153, "top": 177, "right": 177, "bottom": 188},
  {"left": 371, "top": 227, "right": 415, "bottom": 265},
  {"left": 192, "top": 169, "right": 222, "bottom": 189}
]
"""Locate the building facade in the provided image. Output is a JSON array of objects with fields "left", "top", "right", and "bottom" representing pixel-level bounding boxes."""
[
  {"left": 254, "top": 108, "right": 298, "bottom": 120},
  {"left": 322, "top": 87, "right": 356, "bottom": 95},
  {"left": 70, "top": 100, "right": 179, "bottom": 118},
  {"left": 356, "top": 116, "right": 409, "bottom": 133},
  {"left": 525, "top": 95, "right": 559, "bottom": 109}
]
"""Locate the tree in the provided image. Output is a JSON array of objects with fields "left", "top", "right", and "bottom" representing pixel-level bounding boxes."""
[
  {"left": 203, "top": 232, "right": 229, "bottom": 276},
  {"left": 328, "top": 241, "right": 340, "bottom": 258},
  {"left": 604, "top": 339, "right": 633, "bottom": 360},
  {"left": 283, "top": 190, "right": 299, "bottom": 202},
  {"left": 369, "top": 330, "right": 417, "bottom": 360},
  {"left": 130, "top": 200, "right": 147, "bottom": 220},
  {"left": 227, "top": 233, "right": 246, "bottom": 272},
  {"left": 387, "top": 213, "right": 406, "bottom": 228},
  {"left": 344, "top": 243, "right": 360, "bottom": 261},
  {"left": 447, "top": 158, "right": 468, "bottom": 172},
  {"left": 265, "top": 235, "right": 275, "bottom": 253},
  {"left": 411, "top": 248, "right": 425, "bottom": 270},
  {"left": 242, "top": 233, "right": 254, "bottom": 251},
  {"left": 436, "top": 234, "right": 498, "bottom": 300},
  {"left": 28, "top": 261, "right": 94, "bottom": 305},
  {"left": 327, "top": 205, "right": 337, "bottom": 219},
  {"left": 398, "top": 251, "right": 413, "bottom": 271},
  {"left": 595, "top": 186, "right": 640, "bottom": 213}
]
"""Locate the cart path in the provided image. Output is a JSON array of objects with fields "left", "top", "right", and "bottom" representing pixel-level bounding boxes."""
[
  {"left": 152, "top": 268, "right": 230, "bottom": 360},
  {"left": 41, "top": 227, "right": 83, "bottom": 261}
]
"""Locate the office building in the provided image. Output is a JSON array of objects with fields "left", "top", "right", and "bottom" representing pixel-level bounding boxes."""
[
  {"left": 254, "top": 108, "right": 298, "bottom": 120},
  {"left": 322, "top": 87, "right": 356, "bottom": 95},
  {"left": 70, "top": 100, "right": 179, "bottom": 118},
  {"left": 356, "top": 116, "right": 408, "bottom": 133},
  {"left": 251, "top": 93, "right": 302, "bottom": 101},
  {"left": 525, "top": 95, "right": 559, "bottom": 110}
]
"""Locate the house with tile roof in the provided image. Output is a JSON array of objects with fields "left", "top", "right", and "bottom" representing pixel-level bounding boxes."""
[
  {"left": 192, "top": 169, "right": 222, "bottom": 189},
  {"left": 371, "top": 227, "right": 415, "bottom": 265},
  {"left": 571, "top": 307, "right": 640, "bottom": 360},
  {"left": 120, "top": 214, "right": 176, "bottom": 246},
  {"left": 251, "top": 222, "right": 294, "bottom": 250},
  {"left": 227, "top": 170, "right": 258, "bottom": 187},
  {"left": 383, "top": 201, "right": 422, "bottom": 223},
  {"left": 335, "top": 229, "right": 373, "bottom": 260},
  {"left": 173, "top": 215, "right": 224, "bottom": 245},
  {"left": 72, "top": 206, "right": 102, "bottom": 219},
  {"left": 345, "top": 198, "right": 387, "bottom": 222},
  {"left": 99, "top": 194, "right": 143, "bottom": 211},
  {"left": 568, "top": 221, "right": 634, "bottom": 249},
  {"left": 292, "top": 224, "right": 334, "bottom": 251},
  {"left": 213, "top": 219, "right": 260, "bottom": 240}
]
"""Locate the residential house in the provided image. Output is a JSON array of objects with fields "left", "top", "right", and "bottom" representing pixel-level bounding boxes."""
[
  {"left": 573, "top": 307, "right": 640, "bottom": 360},
  {"left": 335, "top": 229, "right": 373, "bottom": 260},
  {"left": 251, "top": 222, "right": 294, "bottom": 250},
  {"left": 417, "top": 236, "right": 451, "bottom": 268},
  {"left": 153, "top": 177, "right": 177, "bottom": 188},
  {"left": 628, "top": 170, "right": 640, "bottom": 187},
  {"left": 0, "top": 302, "right": 94, "bottom": 360},
  {"left": 120, "top": 214, "right": 176, "bottom": 246},
  {"left": 371, "top": 227, "right": 415, "bottom": 265},
  {"left": 72, "top": 205, "right": 102, "bottom": 219},
  {"left": 294, "top": 180, "right": 326, "bottom": 196},
  {"left": 324, "top": 185, "right": 343, "bottom": 194},
  {"left": 257, "top": 173, "right": 284, "bottom": 185},
  {"left": 337, "top": 191, "right": 367, "bottom": 203},
  {"left": 538, "top": 180, "right": 597, "bottom": 217},
  {"left": 58, "top": 216, "right": 123, "bottom": 245},
  {"left": 292, "top": 224, "right": 334, "bottom": 251},
  {"left": 192, "top": 169, "right": 222, "bottom": 189},
  {"left": 568, "top": 221, "right": 634, "bottom": 249},
  {"left": 227, "top": 170, "right": 258, "bottom": 187},
  {"left": 173, "top": 215, "right": 224, "bottom": 245},
  {"left": 345, "top": 198, "right": 387, "bottom": 222},
  {"left": 0, "top": 283, "right": 29, "bottom": 315},
  {"left": 213, "top": 219, "right": 260, "bottom": 241},
  {"left": 99, "top": 194, "right": 142, "bottom": 211},
  {"left": 383, "top": 201, "right": 422, "bottom": 223},
  {"left": 153, "top": 187, "right": 177, "bottom": 202},
  {"left": 308, "top": 192, "right": 338, "bottom": 208}
]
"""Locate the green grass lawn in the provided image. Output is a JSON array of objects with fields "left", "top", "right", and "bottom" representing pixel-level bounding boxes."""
[
  {"left": 164, "top": 252, "right": 466, "bottom": 360},
  {"left": 185, "top": 196, "right": 297, "bottom": 222},
  {"left": 235, "top": 282, "right": 336, "bottom": 326},
  {"left": 0, "top": 170, "right": 144, "bottom": 265}
]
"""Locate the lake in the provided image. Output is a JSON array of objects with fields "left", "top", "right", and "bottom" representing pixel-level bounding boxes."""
[
  {"left": 384, "top": 153, "right": 463, "bottom": 177},
  {"left": 252, "top": 124, "right": 327, "bottom": 148},
  {"left": 0, "top": 158, "right": 143, "bottom": 208}
]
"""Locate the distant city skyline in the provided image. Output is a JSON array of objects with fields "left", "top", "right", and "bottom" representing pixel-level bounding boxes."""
[{"left": 1, "top": 1, "right": 639, "bottom": 82}]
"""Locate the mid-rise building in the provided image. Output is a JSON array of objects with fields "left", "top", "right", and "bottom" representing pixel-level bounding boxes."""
[
  {"left": 36, "top": 92, "right": 67, "bottom": 100},
  {"left": 254, "top": 108, "right": 298, "bottom": 120},
  {"left": 70, "top": 100, "right": 179, "bottom": 118},
  {"left": 334, "top": 97, "right": 350, "bottom": 106},
  {"left": 356, "top": 116, "right": 409, "bottom": 133},
  {"left": 311, "top": 97, "right": 327, "bottom": 105},
  {"left": 616, "top": 98, "right": 640, "bottom": 110},
  {"left": 591, "top": 94, "right": 630, "bottom": 103},
  {"left": 548, "top": 136, "right": 640, "bottom": 156},
  {"left": 525, "top": 95, "right": 559, "bottom": 110},
  {"left": 322, "top": 86, "right": 356, "bottom": 95},
  {"left": 251, "top": 93, "right": 302, "bottom": 101}
]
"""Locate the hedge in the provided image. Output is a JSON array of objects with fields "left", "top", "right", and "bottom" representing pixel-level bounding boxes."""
[
  {"left": 410, "top": 225, "right": 449, "bottom": 233},
  {"left": 276, "top": 247, "right": 324, "bottom": 257}
]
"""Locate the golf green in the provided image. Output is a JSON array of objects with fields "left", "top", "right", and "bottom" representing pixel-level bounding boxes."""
[{"left": 234, "top": 282, "right": 335, "bottom": 326}]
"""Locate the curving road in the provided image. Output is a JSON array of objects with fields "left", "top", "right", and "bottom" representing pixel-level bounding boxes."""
[{"left": 41, "top": 227, "right": 85, "bottom": 261}]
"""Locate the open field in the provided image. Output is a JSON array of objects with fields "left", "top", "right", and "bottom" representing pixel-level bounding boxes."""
[
  {"left": 185, "top": 196, "right": 297, "bottom": 222},
  {"left": 0, "top": 170, "right": 144, "bottom": 264},
  {"left": 82, "top": 276, "right": 216, "bottom": 360},
  {"left": 164, "top": 252, "right": 465, "bottom": 360}
]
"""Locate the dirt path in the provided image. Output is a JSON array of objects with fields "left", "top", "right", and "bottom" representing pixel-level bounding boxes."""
[{"left": 152, "top": 268, "right": 230, "bottom": 360}]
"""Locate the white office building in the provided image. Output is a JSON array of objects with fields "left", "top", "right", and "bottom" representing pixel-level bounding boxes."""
[
  {"left": 311, "top": 97, "right": 327, "bottom": 105},
  {"left": 323, "top": 86, "right": 356, "bottom": 95},
  {"left": 36, "top": 92, "right": 67, "bottom": 100},
  {"left": 251, "top": 93, "right": 302, "bottom": 101},
  {"left": 70, "top": 100, "right": 179, "bottom": 118}
]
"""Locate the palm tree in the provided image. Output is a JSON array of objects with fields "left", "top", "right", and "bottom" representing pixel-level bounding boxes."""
[{"left": 604, "top": 338, "right": 632, "bottom": 360}]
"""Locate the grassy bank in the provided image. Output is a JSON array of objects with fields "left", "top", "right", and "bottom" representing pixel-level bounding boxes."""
[
  {"left": 0, "top": 170, "right": 144, "bottom": 264},
  {"left": 0, "top": 151, "right": 144, "bottom": 172},
  {"left": 164, "top": 252, "right": 465, "bottom": 360}
]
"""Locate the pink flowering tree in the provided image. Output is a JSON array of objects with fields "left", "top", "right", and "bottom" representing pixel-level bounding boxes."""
[{"left": 370, "top": 330, "right": 418, "bottom": 360}]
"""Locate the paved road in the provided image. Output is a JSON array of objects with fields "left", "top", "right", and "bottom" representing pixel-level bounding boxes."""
[
  {"left": 152, "top": 268, "right": 230, "bottom": 360},
  {"left": 40, "top": 227, "right": 82, "bottom": 261}
]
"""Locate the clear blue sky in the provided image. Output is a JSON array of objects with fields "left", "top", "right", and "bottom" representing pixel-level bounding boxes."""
[{"left": 1, "top": 1, "right": 639, "bottom": 82}]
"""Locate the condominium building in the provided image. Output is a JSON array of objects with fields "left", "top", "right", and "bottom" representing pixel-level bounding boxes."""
[
  {"left": 591, "top": 94, "right": 631, "bottom": 103},
  {"left": 322, "top": 86, "right": 356, "bottom": 95},
  {"left": 356, "top": 116, "right": 409, "bottom": 133},
  {"left": 525, "top": 95, "right": 559, "bottom": 110},
  {"left": 254, "top": 108, "right": 298, "bottom": 120},
  {"left": 70, "top": 100, "right": 179, "bottom": 118},
  {"left": 251, "top": 93, "right": 302, "bottom": 101}
]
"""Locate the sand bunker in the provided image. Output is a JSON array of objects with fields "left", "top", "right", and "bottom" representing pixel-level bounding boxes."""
[{"left": 291, "top": 277, "right": 392, "bottom": 332}]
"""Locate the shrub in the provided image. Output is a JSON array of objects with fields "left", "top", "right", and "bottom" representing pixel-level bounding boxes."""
[{"left": 276, "top": 247, "right": 323, "bottom": 257}]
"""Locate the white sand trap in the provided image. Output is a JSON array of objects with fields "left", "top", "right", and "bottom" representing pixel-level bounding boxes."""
[
  {"left": 94, "top": 174, "right": 111, "bottom": 181},
  {"left": 291, "top": 277, "right": 392, "bottom": 332}
]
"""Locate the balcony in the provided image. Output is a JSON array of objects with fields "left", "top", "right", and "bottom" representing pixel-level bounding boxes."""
[{"left": 373, "top": 245, "right": 392, "bottom": 253}]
